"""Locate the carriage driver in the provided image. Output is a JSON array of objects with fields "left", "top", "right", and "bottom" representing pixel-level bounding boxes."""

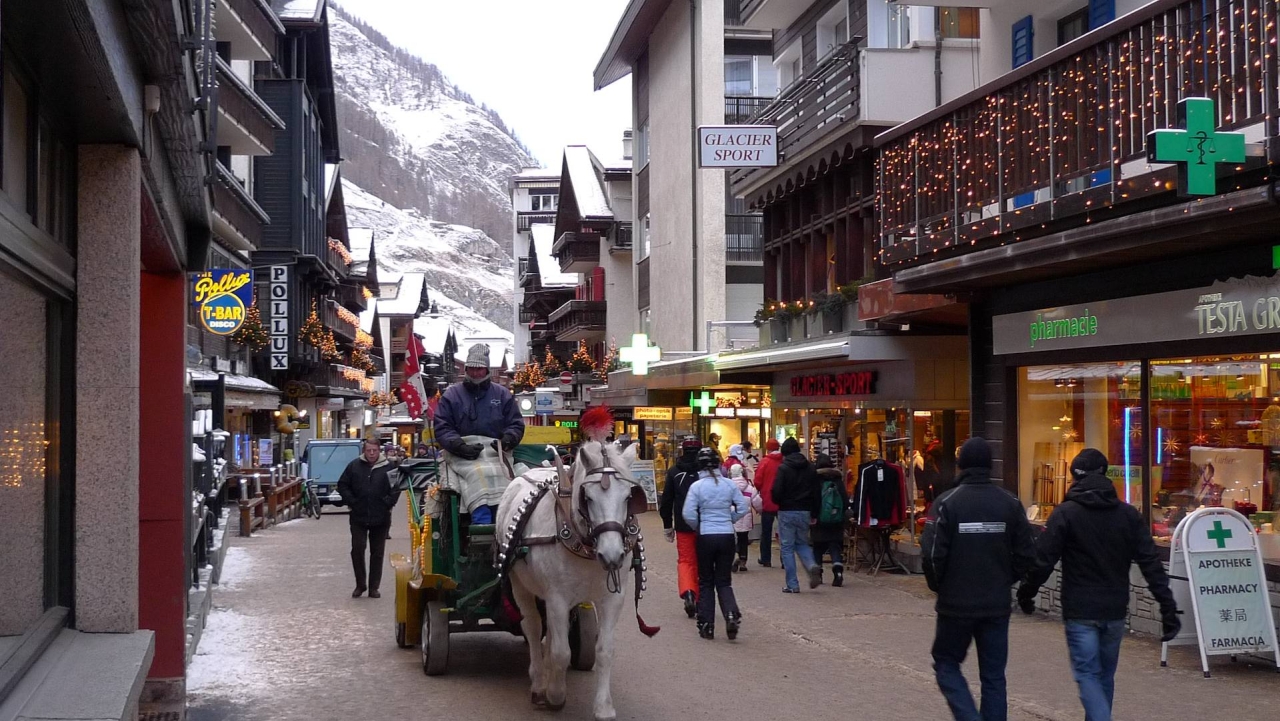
[{"left": 433, "top": 343, "right": 525, "bottom": 524}]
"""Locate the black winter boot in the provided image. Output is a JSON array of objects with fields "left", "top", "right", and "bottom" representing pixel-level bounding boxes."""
[
  {"left": 832, "top": 564, "right": 844, "bottom": 587},
  {"left": 725, "top": 612, "right": 741, "bottom": 640},
  {"left": 698, "top": 621, "right": 715, "bottom": 640},
  {"left": 682, "top": 591, "right": 697, "bottom": 619}
]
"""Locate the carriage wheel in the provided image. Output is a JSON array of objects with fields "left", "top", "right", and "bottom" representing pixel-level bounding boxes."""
[
  {"left": 421, "top": 601, "right": 449, "bottom": 676},
  {"left": 569, "top": 605, "right": 598, "bottom": 671}
]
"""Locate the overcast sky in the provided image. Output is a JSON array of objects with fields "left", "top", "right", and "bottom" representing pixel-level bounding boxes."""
[{"left": 339, "top": 0, "right": 634, "bottom": 167}]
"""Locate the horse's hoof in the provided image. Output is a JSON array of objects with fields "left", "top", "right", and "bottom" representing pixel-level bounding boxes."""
[
  {"left": 594, "top": 710, "right": 617, "bottom": 721},
  {"left": 531, "top": 692, "right": 548, "bottom": 707},
  {"left": 545, "top": 697, "right": 567, "bottom": 712}
]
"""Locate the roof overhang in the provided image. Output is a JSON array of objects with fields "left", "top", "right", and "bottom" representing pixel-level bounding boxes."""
[{"left": 594, "top": 0, "right": 674, "bottom": 90}]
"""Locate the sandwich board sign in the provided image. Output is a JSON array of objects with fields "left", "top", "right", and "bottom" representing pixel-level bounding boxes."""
[{"left": 1162, "top": 507, "right": 1280, "bottom": 676}]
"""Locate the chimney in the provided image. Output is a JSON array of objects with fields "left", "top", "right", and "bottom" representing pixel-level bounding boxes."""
[{"left": 622, "top": 129, "right": 633, "bottom": 161}]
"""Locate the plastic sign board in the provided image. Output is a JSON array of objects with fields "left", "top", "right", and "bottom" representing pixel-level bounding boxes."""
[
  {"left": 517, "top": 394, "right": 536, "bottom": 417},
  {"left": 631, "top": 460, "right": 658, "bottom": 505},
  {"left": 1162, "top": 507, "right": 1280, "bottom": 676},
  {"left": 698, "top": 125, "right": 777, "bottom": 168},
  {"left": 619, "top": 333, "right": 661, "bottom": 376},
  {"left": 633, "top": 407, "right": 673, "bottom": 421},
  {"left": 1146, "top": 97, "right": 1245, "bottom": 197},
  {"left": 534, "top": 388, "right": 564, "bottom": 415},
  {"left": 269, "top": 266, "right": 289, "bottom": 371},
  {"left": 191, "top": 269, "right": 253, "bottom": 336}
]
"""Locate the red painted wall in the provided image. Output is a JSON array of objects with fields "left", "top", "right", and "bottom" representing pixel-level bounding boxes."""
[{"left": 138, "top": 271, "right": 187, "bottom": 680}]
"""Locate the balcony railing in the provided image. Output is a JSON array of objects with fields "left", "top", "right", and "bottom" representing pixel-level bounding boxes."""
[
  {"left": 548, "top": 299, "right": 606, "bottom": 342},
  {"left": 724, "top": 0, "right": 743, "bottom": 26},
  {"left": 221, "top": 0, "right": 281, "bottom": 60},
  {"left": 214, "top": 56, "right": 284, "bottom": 154},
  {"left": 610, "top": 224, "right": 633, "bottom": 254},
  {"left": 337, "top": 283, "right": 367, "bottom": 313},
  {"left": 518, "top": 256, "right": 537, "bottom": 288},
  {"left": 551, "top": 231, "right": 602, "bottom": 273},
  {"left": 726, "top": 214, "right": 763, "bottom": 262},
  {"left": 725, "top": 96, "right": 773, "bottom": 125},
  {"left": 325, "top": 299, "right": 358, "bottom": 341},
  {"left": 517, "top": 211, "right": 557, "bottom": 232},
  {"left": 211, "top": 161, "right": 268, "bottom": 249},
  {"left": 326, "top": 241, "right": 351, "bottom": 280},
  {"left": 317, "top": 363, "right": 370, "bottom": 395},
  {"left": 732, "top": 40, "right": 860, "bottom": 191},
  {"left": 519, "top": 308, "right": 537, "bottom": 324},
  {"left": 878, "top": 0, "right": 1278, "bottom": 266}
]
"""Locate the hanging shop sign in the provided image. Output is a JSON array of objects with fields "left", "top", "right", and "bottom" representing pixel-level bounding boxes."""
[
  {"left": 790, "top": 371, "right": 878, "bottom": 397},
  {"left": 534, "top": 388, "right": 564, "bottom": 415},
  {"left": 191, "top": 269, "right": 253, "bottom": 336},
  {"left": 1163, "top": 507, "right": 1280, "bottom": 675},
  {"left": 619, "top": 333, "right": 661, "bottom": 376},
  {"left": 633, "top": 406, "right": 673, "bottom": 421},
  {"left": 1146, "top": 98, "right": 1246, "bottom": 198},
  {"left": 698, "top": 125, "right": 778, "bottom": 168},
  {"left": 269, "top": 266, "right": 289, "bottom": 371},
  {"left": 994, "top": 274, "right": 1280, "bottom": 355}
]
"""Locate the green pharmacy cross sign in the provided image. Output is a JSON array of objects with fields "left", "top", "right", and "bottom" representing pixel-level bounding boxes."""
[
  {"left": 1206, "top": 520, "right": 1233, "bottom": 549},
  {"left": 690, "top": 391, "right": 716, "bottom": 415},
  {"left": 1146, "top": 97, "right": 1245, "bottom": 197}
]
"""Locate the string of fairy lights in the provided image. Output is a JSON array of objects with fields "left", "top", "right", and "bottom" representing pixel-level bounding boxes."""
[
  {"left": 878, "top": 0, "right": 1275, "bottom": 263},
  {"left": 1, "top": 422, "right": 47, "bottom": 488}
]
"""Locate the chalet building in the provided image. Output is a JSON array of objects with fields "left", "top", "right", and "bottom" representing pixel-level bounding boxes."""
[
  {"left": 878, "top": 0, "right": 1280, "bottom": 628},
  {"left": 595, "top": 0, "right": 769, "bottom": 355},
  {"left": 0, "top": 0, "right": 228, "bottom": 715},
  {"left": 511, "top": 167, "right": 561, "bottom": 364}
]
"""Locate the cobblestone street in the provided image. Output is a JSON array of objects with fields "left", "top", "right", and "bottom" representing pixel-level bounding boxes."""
[{"left": 186, "top": 510, "right": 1279, "bottom": 721}]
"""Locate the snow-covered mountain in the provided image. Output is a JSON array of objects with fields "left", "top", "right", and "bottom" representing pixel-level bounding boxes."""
[
  {"left": 330, "top": 6, "right": 535, "bottom": 249},
  {"left": 343, "top": 180, "right": 513, "bottom": 337}
]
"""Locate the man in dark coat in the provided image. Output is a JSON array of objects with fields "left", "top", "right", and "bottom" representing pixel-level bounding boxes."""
[
  {"left": 753, "top": 438, "right": 783, "bottom": 567},
  {"left": 812, "top": 453, "right": 849, "bottom": 586},
  {"left": 1018, "top": 448, "right": 1179, "bottom": 721},
  {"left": 921, "top": 437, "right": 1036, "bottom": 721},
  {"left": 771, "top": 437, "right": 822, "bottom": 593},
  {"left": 337, "top": 437, "right": 399, "bottom": 598},
  {"left": 660, "top": 437, "right": 704, "bottom": 618},
  {"left": 433, "top": 343, "right": 525, "bottom": 523}
]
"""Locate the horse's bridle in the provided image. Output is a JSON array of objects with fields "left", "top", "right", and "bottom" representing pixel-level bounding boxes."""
[{"left": 573, "top": 466, "right": 642, "bottom": 543}]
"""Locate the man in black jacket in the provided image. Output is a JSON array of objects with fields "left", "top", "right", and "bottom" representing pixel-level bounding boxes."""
[
  {"left": 1017, "top": 449, "right": 1179, "bottom": 721},
  {"left": 921, "top": 437, "right": 1035, "bottom": 721},
  {"left": 659, "top": 437, "right": 704, "bottom": 618},
  {"left": 337, "top": 437, "right": 399, "bottom": 598},
  {"left": 771, "top": 437, "right": 822, "bottom": 593}
]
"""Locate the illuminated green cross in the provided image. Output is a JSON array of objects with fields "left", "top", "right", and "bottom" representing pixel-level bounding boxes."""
[
  {"left": 619, "top": 333, "right": 661, "bottom": 376},
  {"left": 690, "top": 391, "right": 716, "bottom": 415},
  {"left": 1206, "top": 520, "right": 1233, "bottom": 549},
  {"left": 1147, "top": 97, "right": 1245, "bottom": 197}
]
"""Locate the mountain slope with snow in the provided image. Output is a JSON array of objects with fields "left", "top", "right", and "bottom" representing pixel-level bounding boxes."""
[
  {"left": 330, "top": 6, "right": 535, "bottom": 248},
  {"left": 344, "top": 179, "right": 513, "bottom": 332}
]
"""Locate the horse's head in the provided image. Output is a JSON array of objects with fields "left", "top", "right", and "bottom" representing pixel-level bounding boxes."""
[{"left": 572, "top": 438, "right": 644, "bottom": 572}]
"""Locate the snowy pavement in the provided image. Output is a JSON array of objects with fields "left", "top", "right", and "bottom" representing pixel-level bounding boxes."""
[{"left": 186, "top": 509, "right": 1280, "bottom": 721}]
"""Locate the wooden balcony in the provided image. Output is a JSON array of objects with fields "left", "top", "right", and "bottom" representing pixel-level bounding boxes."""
[
  {"left": 518, "top": 256, "right": 537, "bottom": 288},
  {"left": 878, "top": 0, "right": 1279, "bottom": 269},
  {"left": 217, "top": 0, "right": 281, "bottom": 61},
  {"left": 211, "top": 162, "right": 268, "bottom": 251},
  {"left": 215, "top": 56, "right": 284, "bottom": 155},
  {"left": 730, "top": 41, "right": 861, "bottom": 192},
  {"left": 552, "top": 231, "right": 601, "bottom": 273},
  {"left": 324, "top": 299, "right": 358, "bottom": 342},
  {"left": 610, "top": 224, "right": 632, "bottom": 255},
  {"left": 724, "top": 96, "right": 773, "bottom": 125},
  {"left": 316, "top": 363, "right": 370, "bottom": 397},
  {"left": 548, "top": 299, "right": 606, "bottom": 342},
  {"left": 517, "top": 211, "right": 557, "bottom": 232},
  {"left": 326, "top": 241, "right": 351, "bottom": 280}
]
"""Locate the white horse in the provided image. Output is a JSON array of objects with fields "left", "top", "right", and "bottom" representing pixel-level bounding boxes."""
[{"left": 496, "top": 436, "right": 655, "bottom": 721}]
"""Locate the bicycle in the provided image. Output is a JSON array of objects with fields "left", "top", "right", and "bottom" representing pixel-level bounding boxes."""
[{"left": 301, "top": 479, "right": 324, "bottom": 518}]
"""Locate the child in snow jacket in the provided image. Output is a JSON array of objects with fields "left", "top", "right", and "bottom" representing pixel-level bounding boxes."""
[{"left": 729, "top": 464, "right": 763, "bottom": 571}]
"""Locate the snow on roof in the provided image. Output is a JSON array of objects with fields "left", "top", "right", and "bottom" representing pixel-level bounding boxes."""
[
  {"left": 324, "top": 163, "right": 340, "bottom": 207},
  {"left": 359, "top": 305, "right": 377, "bottom": 334},
  {"left": 530, "top": 224, "right": 578, "bottom": 287},
  {"left": 188, "top": 368, "right": 281, "bottom": 394},
  {"left": 602, "top": 158, "right": 632, "bottom": 173},
  {"left": 514, "top": 167, "right": 559, "bottom": 181},
  {"left": 564, "top": 145, "right": 612, "bottom": 219},
  {"left": 271, "top": 0, "right": 324, "bottom": 23},
  {"left": 348, "top": 227, "right": 374, "bottom": 262},
  {"left": 377, "top": 272, "right": 425, "bottom": 317}
]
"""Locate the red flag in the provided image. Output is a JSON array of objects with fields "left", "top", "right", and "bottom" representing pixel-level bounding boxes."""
[{"left": 400, "top": 334, "right": 428, "bottom": 419}]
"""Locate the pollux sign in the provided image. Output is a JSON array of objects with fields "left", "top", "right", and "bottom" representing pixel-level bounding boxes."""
[{"left": 790, "top": 371, "right": 878, "bottom": 397}]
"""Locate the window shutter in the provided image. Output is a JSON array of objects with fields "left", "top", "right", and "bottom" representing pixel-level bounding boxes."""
[
  {"left": 1089, "top": 0, "right": 1115, "bottom": 30},
  {"left": 1012, "top": 15, "right": 1034, "bottom": 68}
]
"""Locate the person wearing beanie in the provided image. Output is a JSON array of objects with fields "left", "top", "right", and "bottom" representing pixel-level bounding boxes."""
[
  {"left": 812, "top": 454, "right": 850, "bottom": 587},
  {"left": 921, "top": 436, "right": 1035, "bottom": 721},
  {"left": 728, "top": 464, "right": 763, "bottom": 572},
  {"left": 753, "top": 438, "right": 784, "bottom": 567},
  {"left": 1018, "top": 448, "right": 1179, "bottom": 721},
  {"left": 771, "top": 436, "right": 823, "bottom": 592},
  {"left": 432, "top": 343, "right": 525, "bottom": 524},
  {"left": 660, "top": 437, "right": 706, "bottom": 618}
]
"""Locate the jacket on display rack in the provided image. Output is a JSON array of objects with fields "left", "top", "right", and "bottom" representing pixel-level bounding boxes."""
[{"left": 853, "top": 459, "right": 907, "bottom": 527}]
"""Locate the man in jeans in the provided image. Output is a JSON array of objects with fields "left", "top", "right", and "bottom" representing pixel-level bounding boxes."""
[
  {"left": 770, "top": 437, "right": 822, "bottom": 593},
  {"left": 922, "top": 437, "right": 1035, "bottom": 721},
  {"left": 1018, "top": 448, "right": 1180, "bottom": 721},
  {"left": 753, "top": 438, "right": 783, "bottom": 567}
]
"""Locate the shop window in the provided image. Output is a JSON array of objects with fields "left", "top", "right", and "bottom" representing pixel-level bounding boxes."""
[
  {"left": 1018, "top": 362, "right": 1143, "bottom": 520},
  {"left": 3, "top": 66, "right": 31, "bottom": 214},
  {"left": 1150, "top": 356, "right": 1279, "bottom": 551}
]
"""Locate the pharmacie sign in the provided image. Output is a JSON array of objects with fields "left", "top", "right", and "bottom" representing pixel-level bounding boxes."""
[
  {"left": 1163, "top": 508, "right": 1279, "bottom": 674},
  {"left": 993, "top": 274, "right": 1280, "bottom": 355},
  {"left": 191, "top": 269, "right": 253, "bottom": 336},
  {"left": 698, "top": 125, "right": 777, "bottom": 168}
]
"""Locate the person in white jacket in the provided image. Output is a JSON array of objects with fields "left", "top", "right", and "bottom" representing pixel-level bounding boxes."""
[
  {"left": 683, "top": 447, "right": 749, "bottom": 641},
  {"left": 729, "top": 464, "right": 763, "bottom": 572}
]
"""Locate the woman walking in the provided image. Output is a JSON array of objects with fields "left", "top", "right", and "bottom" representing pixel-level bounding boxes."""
[
  {"left": 812, "top": 454, "right": 849, "bottom": 586},
  {"left": 729, "top": 464, "right": 763, "bottom": 572},
  {"left": 683, "top": 447, "right": 749, "bottom": 640}
]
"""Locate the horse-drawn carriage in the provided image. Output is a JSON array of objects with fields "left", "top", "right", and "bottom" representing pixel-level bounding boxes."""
[{"left": 389, "top": 427, "right": 600, "bottom": 676}]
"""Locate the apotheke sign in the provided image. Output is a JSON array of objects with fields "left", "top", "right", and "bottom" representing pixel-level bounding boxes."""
[
  {"left": 698, "top": 126, "right": 777, "bottom": 168},
  {"left": 994, "top": 274, "right": 1280, "bottom": 355}
]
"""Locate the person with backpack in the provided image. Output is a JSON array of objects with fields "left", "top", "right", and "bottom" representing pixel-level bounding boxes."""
[
  {"left": 772, "top": 437, "right": 823, "bottom": 593},
  {"left": 728, "top": 464, "right": 763, "bottom": 572},
  {"left": 753, "top": 438, "right": 784, "bottom": 567},
  {"left": 1017, "top": 448, "right": 1180, "bottom": 721},
  {"left": 660, "top": 436, "right": 705, "bottom": 618},
  {"left": 812, "top": 454, "right": 849, "bottom": 586}
]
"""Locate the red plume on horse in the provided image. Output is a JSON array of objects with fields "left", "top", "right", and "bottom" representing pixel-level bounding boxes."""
[{"left": 580, "top": 405, "right": 613, "bottom": 443}]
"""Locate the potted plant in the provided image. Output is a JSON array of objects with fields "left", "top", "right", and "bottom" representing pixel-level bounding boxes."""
[{"left": 808, "top": 290, "right": 847, "bottom": 336}]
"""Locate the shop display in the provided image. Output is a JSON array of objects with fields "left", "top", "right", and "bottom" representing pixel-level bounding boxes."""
[{"left": 853, "top": 459, "right": 907, "bottom": 528}]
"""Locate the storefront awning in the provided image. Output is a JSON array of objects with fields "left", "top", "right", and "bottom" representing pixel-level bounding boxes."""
[
  {"left": 189, "top": 368, "right": 281, "bottom": 411},
  {"left": 714, "top": 337, "right": 850, "bottom": 372}
]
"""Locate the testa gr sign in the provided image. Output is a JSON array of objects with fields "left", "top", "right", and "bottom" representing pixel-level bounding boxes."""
[{"left": 698, "top": 126, "right": 778, "bottom": 168}]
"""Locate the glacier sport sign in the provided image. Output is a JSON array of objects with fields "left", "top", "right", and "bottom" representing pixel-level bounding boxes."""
[{"left": 698, "top": 126, "right": 777, "bottom": 168}]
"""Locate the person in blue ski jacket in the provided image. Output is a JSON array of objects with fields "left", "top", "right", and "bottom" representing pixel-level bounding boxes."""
[
  {"left": 683, "top": 447, "right": 749, "bottom": 641},
  {"left": 433, "top": 343, "right": 524, "bottom": 522}
]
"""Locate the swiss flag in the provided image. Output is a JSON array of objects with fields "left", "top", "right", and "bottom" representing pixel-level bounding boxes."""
[{"left": 400, "top": 334, "right": 428, "bottom": 419}]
